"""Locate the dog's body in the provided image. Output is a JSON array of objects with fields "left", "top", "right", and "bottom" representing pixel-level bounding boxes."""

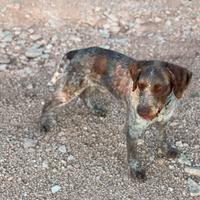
[{"left": 41, "top": 47, "right": 192, "bottom": 180}]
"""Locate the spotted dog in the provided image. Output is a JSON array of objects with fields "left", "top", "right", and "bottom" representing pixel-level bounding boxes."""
[{"left": 40, "top": 47, "right": 192, "bottom": 180}]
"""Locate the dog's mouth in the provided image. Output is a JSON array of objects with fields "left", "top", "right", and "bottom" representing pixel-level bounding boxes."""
[{"left": 140, "top": 107, "right": 163, "bottom": 121}]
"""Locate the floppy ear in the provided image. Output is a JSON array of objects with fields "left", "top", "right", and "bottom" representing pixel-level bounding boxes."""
[
  {"left": 129, "top": 63, "right": 141, "bottom": 91},
  {"left": 165, "top": 63, "right": 192, "bottom": 99}
]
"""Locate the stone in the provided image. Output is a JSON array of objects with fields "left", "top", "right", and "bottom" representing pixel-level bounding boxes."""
[
  {"left": 25, "top": 48, "right": 43, "bottom": 58},
  {"left": 155, "top": 17, "right": 162, "bottom": 23},
  {"left": 0, "top": 31, "right": 13, "bottom": 42},
  {"left": 51, "top": 185, "right": 61, "bottom": 194},
  {"left": 58, "top": 145, "right": 67, "bottom": 153},
  {"left": 30, "top": 34, "right": 42, "bottom": 41},
  {"left": 178, "top": 153, "right": 192, "bottom": 166},
  {"left": 42, "top": 160, "right": 49, "bottom": 169},
  {"left": 0, "top": 58, "right": 10, "bottom": 64},
  {"left": 99, "top": 29, "right": 110, "bottom": 38},
  {"left": 51, "top": 35, "right": 58, "bottom": 43},
  {"left": 67, "top": 155, "right": 75, "bottom": 161},
  {"left": 176, "top": 141, "right": 183, "bottom": 148},
  {"left": 188, "top": 178, "right": 200, "bottom": 197},
  {"left": 185, "top": 167, "right": 200, "bottom": 177},
  {"left": 110, "top": 25, "right": 121, "bottom": 34},
  {"left": 0, "top": 43, "right": 7, "bottom": 48},
  {"left": 0, "top": 64, "right": 7, "bottom": 71},
  {"left": 23, "top": 138, "right": 37, "bottom": 148},
  {"left": 70, "top": 35, "right": 82, "bottom": 42}
]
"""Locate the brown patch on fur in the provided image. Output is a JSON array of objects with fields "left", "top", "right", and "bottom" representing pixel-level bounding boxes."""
[
  {"left": 93, "top": 56, "right": 107, "bottom": 75},
  {"left": 165, "top": 63, "right": 192, "bottom": 99},
  {"left": 113, "top": 64, "right": 132, "bottom": 97}
]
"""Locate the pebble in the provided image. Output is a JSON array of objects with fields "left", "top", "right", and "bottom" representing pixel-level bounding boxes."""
[
  {"left": 99, "top": 29, "right": 110, "bottom": 38},
  {"left": 188, "top": 178, "right": 200, "bottom": 197},
  {"left": 23, "top": 138, "right": 37, "bottom": 148},
  {"left": 185, "top": 166, "right": 200, "bottom": 177},
  {"left": 0, "top": 43, "right": 7, "bottom": 48},
  {"left": 176, "top": 141, "right": 183, "bottom": 148},
  {"left": 67, "top": 155, "right": 75, "bottom": 161},
  {"left": 155, "top": 17, "right": 162, "bottom": 23},
  {"left": 178, "top": 153, "right": 192, "bottom": 166},
  {"left": 0, "top": 31, "right": 13, "bottom": 42},
  {"left": 0, "top": 64, "right": 7, "bottom": 71},
  {"left": 25, "top": 48, "right": 43, "bottom": 58},
  {"left": 42, "top": 160, "right": 49, "bottom": 169},
  {"left": 110, "top": 25, "right": 121, "bottom": 34},
  {"left": 70, "top": 35, "right": 82, "bottom": 42},
  {"left": 0, "top": 58, "right": 10, "bottom": 64},
  {"left": 30, "top": 34, "right": 42, "bottom": 41},
  {"left": 51, "top": 185, "right": 61, "bottom": 194},
  {"left": 58, "top": 145, "right": 67, "bottom": 153}
]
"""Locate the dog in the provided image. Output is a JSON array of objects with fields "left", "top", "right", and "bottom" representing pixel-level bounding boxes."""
[{"left": 40, "top": 47, "right": 192, "bottom": 180}]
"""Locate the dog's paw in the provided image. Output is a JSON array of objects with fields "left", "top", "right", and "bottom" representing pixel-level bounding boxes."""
[
  {"left": 130, "top": 167, "right": 147, "bottom": 181},
  {"left": 166, "top": 145, "right": 179, "bottom": 158},
  {"left": 157, "top": 143, "right": 179, "bottom": 159},
  {"left": 40, "top": 115, "right": 56, "bottom": 133},
  {"left": 129, "top": 163, "right": 147, "bottom": 181}
]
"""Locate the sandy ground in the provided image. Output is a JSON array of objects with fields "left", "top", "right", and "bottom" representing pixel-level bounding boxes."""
[{"left": 0, "top": 0, "right": 200, "bottom": 199}]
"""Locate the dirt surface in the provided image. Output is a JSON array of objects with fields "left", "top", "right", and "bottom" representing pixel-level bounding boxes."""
[{"left": 0, "top": 0, "right": 200, "bottom": 199}]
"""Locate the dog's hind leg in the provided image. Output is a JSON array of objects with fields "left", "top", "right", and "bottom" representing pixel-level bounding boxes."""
[
  {"left": 40, "top": 84, "right": 87, "bottom": 132},
  {"left": 80, "top": 86, "right": 107, "bottom": 117}
]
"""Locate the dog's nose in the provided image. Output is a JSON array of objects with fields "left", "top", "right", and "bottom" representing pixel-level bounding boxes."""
[{"left": 137, "top": 105, "right": 152, "bottom": 118}]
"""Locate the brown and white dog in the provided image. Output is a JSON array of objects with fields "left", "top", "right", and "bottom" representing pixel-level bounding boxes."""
[{"left": 40, "top": 47, "right": 192, "bottom": 180}]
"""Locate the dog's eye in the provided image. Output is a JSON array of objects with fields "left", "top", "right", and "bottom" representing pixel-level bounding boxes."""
[
  {"left": 154, "top": 84, "right": 163, "bottom": 93},
  {"left": 138, "top": 83, "right": 146, "bottom": 91}
]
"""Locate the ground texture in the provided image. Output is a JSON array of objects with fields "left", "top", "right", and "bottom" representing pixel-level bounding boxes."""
[{"left": 0, "top": 0, "right": 200, "bottom": 199}]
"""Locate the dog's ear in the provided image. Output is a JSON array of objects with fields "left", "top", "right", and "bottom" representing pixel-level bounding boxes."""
[
  {"left": 129, "top": 63, "right": 141, "bottom": 91},
  {"left": 165, "top": 63, "right": 192, "bottom": 99}
]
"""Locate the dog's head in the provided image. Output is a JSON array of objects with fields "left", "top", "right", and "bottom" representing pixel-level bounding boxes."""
[{"left": 129, "top": 60, "right": 192, "bottom": 120}]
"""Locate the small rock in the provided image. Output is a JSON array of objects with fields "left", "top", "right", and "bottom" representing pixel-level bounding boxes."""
[
  {"left": 165, "top": 20, "right": 172, "bottom": 26},
  {"left": 51, "top": 35, "right": 58, "bottom": 43},
  {"left": 70, "top": 35, "right": 82, "bottom": 42},
  {"left": 46, "top": 44, "right": 53, "bottom": 50},
  {"left": 188, "top": 178, "right": 200, "bottom": 197},
  {"left": 51, "top": 185, "right": 61, "bottom": 194},
  {"left": 137, "top": 139, "right": 144, "bottom": 145},
  {"left": 42, "top": 160, "right": 49, "bottom": 169},
  {"left": 178, "top": 153, "right": 192, "bottom": 166},
  {"left": 41, "top": 54, "right": 49, "bottom": 59},
  {"left": 110, "top": 25, "right": 121, "bottom": 34},
  {"left": 155, "top": 17, "right": 162, "bottom": 23},
  {"left": 26, "top": 83, "right": 33, "bottom": 90},
  {"left": 30, "top": 34, "right": 42, "bottom": 41},
  {"left": 58, "top": 145, "right": 67, "bottom": 153},
  {"left": 176, "top": 141, "right": 183, "bottom": 148},
  {"left": 28, "top": 28, "right": 35, "bottom": 34},
  {"left": 0, "top": 43, "right": 7, "bottom": 48},
  {"left": 67, "top": 155, "right": 75, "bottom": 161},
  {"left": 23, "top": 138, "right": 37, "bottom": 148},
  {"left": 185, "top": 167, "right": 200, "bottom": 177},
  {"left": 0, "top": 31, "right": 13, "bottom": 42},
  {"left": 0, "top": 64, "right": 7, "bottom": 71},
  {"left": 99, "top": 29, "right": 110, "bottom": 38},
  {"left": 25, "top": 48, "right": 43, "bottom": 58}
]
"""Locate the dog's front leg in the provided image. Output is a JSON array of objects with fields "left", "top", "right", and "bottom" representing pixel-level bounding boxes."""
[
  {"left": 157, "top": 123, "right": 179, "bottom": 158},
  {"left": 126, "top": 112, "right": 148, "bottom": 180}
]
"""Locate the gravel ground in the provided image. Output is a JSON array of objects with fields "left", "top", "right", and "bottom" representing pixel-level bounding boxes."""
[{"left": 0, "top": 0, "right": 200, "bottom": 199}]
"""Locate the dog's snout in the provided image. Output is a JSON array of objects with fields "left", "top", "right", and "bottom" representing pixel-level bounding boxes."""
[{"left": 137, "top": 105, "right": 152, "bottom": 118}]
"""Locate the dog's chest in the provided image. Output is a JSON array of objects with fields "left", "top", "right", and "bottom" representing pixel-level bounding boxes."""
[{"left": 155, "top": 94, "right": 177, "bottom": 123}]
